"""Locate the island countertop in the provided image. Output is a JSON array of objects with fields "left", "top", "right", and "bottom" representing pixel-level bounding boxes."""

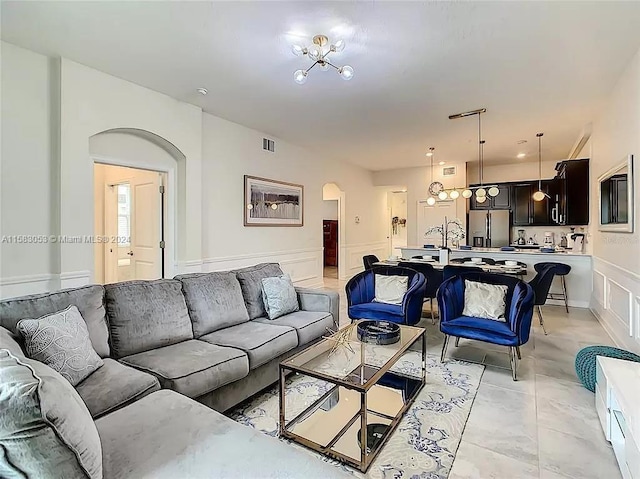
[{"left": 399, "top": 246, "right": 592, "bottom": 308}]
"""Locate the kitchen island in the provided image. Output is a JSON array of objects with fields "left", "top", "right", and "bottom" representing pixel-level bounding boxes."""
[{"left": 400, "top": 246, "right": 592, "bottom": 308}]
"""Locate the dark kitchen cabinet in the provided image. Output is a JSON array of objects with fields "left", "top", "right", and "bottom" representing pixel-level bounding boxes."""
[
  {"left": 468, "top": 184, "right": 511, "bottom": 210},
  {"left": 555, "top": 159, "right": 589, "bottom": 225},
  {"left": 512, "top": 183, "right": 534, "bottom": 226}
]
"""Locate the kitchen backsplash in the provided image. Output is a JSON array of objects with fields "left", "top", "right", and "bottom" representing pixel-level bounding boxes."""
[{"left": 511, "top": 225, "right": 590, "bottom": 247}]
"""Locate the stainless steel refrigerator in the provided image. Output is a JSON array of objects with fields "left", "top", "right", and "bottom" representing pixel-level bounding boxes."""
[{"left": 468, "top": 210, "right": 511, "bottom": 248}]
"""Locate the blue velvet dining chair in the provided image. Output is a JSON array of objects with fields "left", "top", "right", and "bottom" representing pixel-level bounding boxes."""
[
  {"left": 399, "top": 261, "right": 443, "bottom": 324},
  {"left": 346, "top": 266, "right": 426, "bottom": 326},
  {"left": 437, "top": 271, "right": 535, "bottom": 380}
]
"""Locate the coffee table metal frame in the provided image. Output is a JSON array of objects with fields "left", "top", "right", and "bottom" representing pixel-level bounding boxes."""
[{"left": 279, "top": 324, "right": 426, "bottom": 472}]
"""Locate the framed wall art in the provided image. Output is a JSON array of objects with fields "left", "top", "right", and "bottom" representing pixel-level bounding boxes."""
[{"left": 244, "top": 175, "right": 304, "bottom": 227}]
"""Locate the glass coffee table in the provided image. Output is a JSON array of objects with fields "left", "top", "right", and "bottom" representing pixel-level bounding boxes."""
[{"left": 279, "top": 322, "right": 426, "bottom": 472}]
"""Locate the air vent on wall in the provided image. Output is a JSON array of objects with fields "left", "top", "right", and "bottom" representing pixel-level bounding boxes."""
[{"left": 263, "top": 138, "right": 275, "bottom": 152}]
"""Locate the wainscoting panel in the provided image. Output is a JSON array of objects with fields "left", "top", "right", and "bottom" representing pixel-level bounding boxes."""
[
  {"left": 342, "top": 241, "right": 389, "bottom": 280},
  {"left": 591, "top": 256, "right": 640, "bottom": 355},
  {"left": 0, "top": 274, "right": 59, "bottom": 299},
  {"left": 200, "top": 247, "right": 324, "bottom": 288}
]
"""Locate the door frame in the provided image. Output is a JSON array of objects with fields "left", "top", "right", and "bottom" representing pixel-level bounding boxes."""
[{"left": 92, "top": 155, "right": 174, "bottom": 280}]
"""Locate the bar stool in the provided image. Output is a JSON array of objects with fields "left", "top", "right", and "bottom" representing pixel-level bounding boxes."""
[{"left": 534, "top": 262, "right": 571, "bottom": 313}]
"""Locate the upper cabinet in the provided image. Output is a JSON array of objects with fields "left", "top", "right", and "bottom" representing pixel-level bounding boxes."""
[
  {"left": 555, "top": 159, "right": 589, "bottom": 225},
  {"left": 468, "top": 159, "right": 589, "bottom": 226}
]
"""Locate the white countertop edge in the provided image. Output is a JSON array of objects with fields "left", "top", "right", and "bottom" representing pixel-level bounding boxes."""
[{"left": 401, "top": 246, "right": 591, "bottom": 257}]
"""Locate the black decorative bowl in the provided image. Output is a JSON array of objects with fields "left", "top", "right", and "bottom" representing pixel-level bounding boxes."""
[
  {"left": 357, "top": 423, "right": 389, "bottom": 454},
  {"left": 357, "top": 320, "right": 401, "bottom": 345}
]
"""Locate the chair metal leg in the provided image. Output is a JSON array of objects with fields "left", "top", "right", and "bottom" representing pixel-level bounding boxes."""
[
  {"left": 430, "top": 298, "right": 436, "bottom": 325},
  {"left": 440, "top": 335, "right": 450, "bottom": 363},
  {"left": 516, "top": 346, "right": 521, "bottom": 360},
  {"left": 455, "top": 337, "right": 460, "bottom": 347},
  {"left": 561, "top": 276, "right": 569, "bottom": 313},
  {"left": 509, "top": 347, "right": 518, "bottom": 381},
  {"left": 537, "top": 305, "right": 548, "bottom": 335}
]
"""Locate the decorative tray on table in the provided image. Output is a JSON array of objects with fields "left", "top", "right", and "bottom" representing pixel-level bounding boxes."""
[{"left": 357, "top": 320, "right": 401, "bottom": 345}]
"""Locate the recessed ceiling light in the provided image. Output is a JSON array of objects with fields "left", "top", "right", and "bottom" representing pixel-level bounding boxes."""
[
  {"left": 196, "top": 88, "right": 208, "bottom": 95},
  {"left": 439, "top": 161, "right": 445, "bottom": 165},
  {"left": 517, "top": 153, "right": 526, "bottom": 159}
]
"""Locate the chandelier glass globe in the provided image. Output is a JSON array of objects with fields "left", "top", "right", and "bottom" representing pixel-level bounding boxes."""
[
  {"left": 291, "top": 44, "right": 306, "bottom": 56},
  {"left": 307, "top": 44, "right": 321, "bottom": 60},
  {"left": 462, "top": 189, "right": 473, "bottom": 199},
  {"left": 330, "top": 39, "right": 345, "bottom": 52},
  {"left": 532, "top": 190, "right": 546, "bottom": 202},
  {"left": 426, "top": 196, "right": 436, "bottom": 206},
  {"left": 339, "top": 65, "right": 354, "bottom": 80},
  {"left": 449, "top": 189, "right": 460, "bottom": 199},
  {"left": 475, "top": 195, "right": 487, "bottom": 203},
  {"left": 488, "top": 186, "right": 500, "bottom": 197},
  {"left": 476, "top": 187, "right": 487, "bottom": 197},
  {"left": 293, "top": 70, "right": 308, "bottom": 84},
  {"left": 438, "top": 191, "right": 448, "bottom": 200}
]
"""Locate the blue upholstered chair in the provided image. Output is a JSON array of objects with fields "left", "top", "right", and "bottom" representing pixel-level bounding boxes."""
[
  {"left": 442, "top": 265, "right": 482, "bottom": 281},
  {"left": 534, "top": 262, "right": 571, "bottom": 312},
  {"left": 528, "top": 264, "right": 558, "bottom": 335},
  {"left": 437, "top": 271, "right": 535, "bottom": 380},
  {"left": 346, "top": 266, "right": 426, "bottom": 326}
]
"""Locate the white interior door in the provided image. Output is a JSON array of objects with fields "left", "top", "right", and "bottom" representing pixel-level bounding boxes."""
[
  {"left": 416, "top": 200, "right": 458, "bottom": 246},
  {"left": 130, "top": 173, "right": 161, "bottom": 280}
]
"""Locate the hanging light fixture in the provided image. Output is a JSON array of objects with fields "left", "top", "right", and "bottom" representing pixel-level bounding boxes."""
[
  {"left": 292, "top": 35, "right": 354, "bottom": 84},
  {"left": 426, "top": 148, "right": 438, "bottom": 205},
  {"left": 532, "top": 132, "right": 548, "bottom": 202},
  {"left": 449, "top": 108, "right": 500, "bottom": 201}
]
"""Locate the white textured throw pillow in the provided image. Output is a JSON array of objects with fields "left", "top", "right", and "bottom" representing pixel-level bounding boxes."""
[
  {"left": 261, "top": 274, "right": 300, "bottom": 320},
  {"left": 374, "top": 274, "right": 409, "bottom": 305},
  {"left": 462, "top": 280, "right": 508, "bottom": 321}
]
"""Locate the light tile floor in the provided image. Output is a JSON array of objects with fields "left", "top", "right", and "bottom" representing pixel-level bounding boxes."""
[{"left": 322, "top": 276, "right": 621, "bottom": 479}]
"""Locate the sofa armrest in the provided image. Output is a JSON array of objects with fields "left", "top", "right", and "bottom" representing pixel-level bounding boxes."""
[{"left": 295, "top": 288, "right": 340, "bottom": 329}]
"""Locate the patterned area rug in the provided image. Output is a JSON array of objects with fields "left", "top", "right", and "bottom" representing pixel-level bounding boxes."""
[{"left": 227, "top": 352, "right": 484, "bottom": 478}]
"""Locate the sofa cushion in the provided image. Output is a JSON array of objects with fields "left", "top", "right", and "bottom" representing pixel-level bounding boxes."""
[
  {"left": 175, "top": 271, "right": 249, "bottom": 337},
  {"left": 104, "top": 279, "right": 193, "bottom": 358},
  {"left": 95, "top": 390, "right": 350, "bottom": 479},
  {"left": 75, "top": 358, "right": 160, "bottom": 418},
  {"left": 261, "top": 274, "right": 299, "bottom": 320},
  {"left": 200, "top": 322, "right": 297, "bottom": 369},
  {"left": 0, "top": 326, "right": 24, "bottom": 357},
  {"left": 120, "top": 340, "right": 249, "bottom": 398},
  {"left": 0, "top": 350, "right": 102, "bottom": 479},
  {"left": 17, "top": 305, "right": 104, "bottom": 386},
  {"left": 255, "top": 311, "right": 333, "bottom": 345},
  {"left": 234, "top": 263, "right": 284, "bottom": 319},
  {"left": 0, "top": 285, "right": 109, "bottom": 357}
]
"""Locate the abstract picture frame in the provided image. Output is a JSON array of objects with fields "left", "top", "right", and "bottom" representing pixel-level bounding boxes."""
[{"left": 244, "top": 175, "right": 304, "bottom": 227}]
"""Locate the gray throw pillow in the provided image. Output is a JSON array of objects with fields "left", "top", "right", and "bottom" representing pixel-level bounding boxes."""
[
  {"left": 0, "top": 349, "right": 102, "bottom": 479},
  {"left": 462, "top": 280, "right": 509, "bottom": 321},
  {"left": 261, "top": 274, "right": 300, "bottom": 320},
  {"left": 17, "top": 305, "right": 104, "bottom": 386}
]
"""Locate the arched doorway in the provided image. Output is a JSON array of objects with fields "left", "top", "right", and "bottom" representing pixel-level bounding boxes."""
[
  {"left": 90, "top": 128, "right": 186, "bottom": 282},
  {"left": 322, "top": 183, "right": 346, "bottom": 282}
]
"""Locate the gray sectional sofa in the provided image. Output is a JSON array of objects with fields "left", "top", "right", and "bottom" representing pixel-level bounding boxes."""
[{"left": 0, "top": 263, "right": 348, "bottom": 478}]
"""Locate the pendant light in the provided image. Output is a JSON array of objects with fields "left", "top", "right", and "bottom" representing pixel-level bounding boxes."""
[
  {"left": 426, "top": 148, "right": 437, "bottom": 205},
  {"left": 532, "top": 132, "right": 547, "bottom": 202}
]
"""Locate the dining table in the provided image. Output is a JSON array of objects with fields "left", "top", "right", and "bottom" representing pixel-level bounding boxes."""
[{"left": 373, "top": 258, "right": 528, "bottom": 277}]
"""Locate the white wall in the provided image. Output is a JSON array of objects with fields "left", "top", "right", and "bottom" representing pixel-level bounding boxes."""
[
  {"left": 373, "top": 164, "right": 468, "bottom": 246},
  {"left": 201, "top": 114, "right": 389, "bottom": 284},
  {"left": 469, "top": 159, "right": 559, "bottom": 184},
  {"left": 0, "top": 42, "right": 59, "bottom": 295},
  {"left": 588, "top": 47, "right": 640, "bottom": 354},
  {"left": 0, "top": 42, "right": 389, "bottom": 296},
  {"left": 390, "top": 192, "right": 408, "bottom": 254}
]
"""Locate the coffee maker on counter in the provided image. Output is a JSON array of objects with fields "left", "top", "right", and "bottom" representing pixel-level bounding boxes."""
[{"left": 543, "top": 231, "right": 554, "bottom": 247}]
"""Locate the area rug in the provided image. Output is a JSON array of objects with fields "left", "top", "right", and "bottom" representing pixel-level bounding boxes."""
[{"left": 227, "top": 352, "right": 484, "bottom": 478}]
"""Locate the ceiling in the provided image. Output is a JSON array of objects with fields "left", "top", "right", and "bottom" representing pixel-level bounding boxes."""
[{"left": 3, "top": 1, "right": 640, "bottom": 171}]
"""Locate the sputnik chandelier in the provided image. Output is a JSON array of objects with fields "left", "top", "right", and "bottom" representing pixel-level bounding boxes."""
[{"left": 291, "top": 34, "right": 354, "bottom": 84}]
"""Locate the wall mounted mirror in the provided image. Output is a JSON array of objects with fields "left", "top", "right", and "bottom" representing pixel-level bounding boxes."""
[{"left": 598, "top": 154, "right": 634, "bottom": 232}]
